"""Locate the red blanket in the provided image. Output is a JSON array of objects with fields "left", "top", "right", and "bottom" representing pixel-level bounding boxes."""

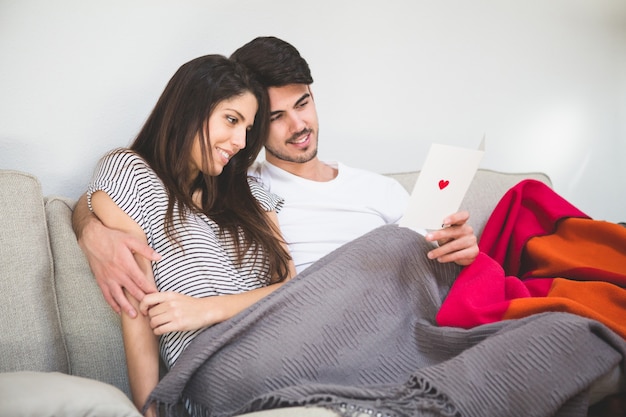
[{"left": 436, "top": 179, "right": 626, "bottom": 339}]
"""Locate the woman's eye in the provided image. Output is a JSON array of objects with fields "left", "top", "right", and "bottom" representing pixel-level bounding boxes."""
[{"left": 227, "top": 116, "right": 237, "bottom": 124}]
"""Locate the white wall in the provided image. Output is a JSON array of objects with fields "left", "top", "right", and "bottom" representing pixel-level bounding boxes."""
[{"left": 1, "top": 0, "right": 625, "bottom": 222}]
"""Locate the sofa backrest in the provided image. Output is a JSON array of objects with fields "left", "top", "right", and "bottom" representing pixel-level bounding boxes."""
[
  {"left": 386, "top": 169, "right": 552, "bottom": 238},
  {"left": 45, "top": 195, "right": 131, "bottom": 396}
]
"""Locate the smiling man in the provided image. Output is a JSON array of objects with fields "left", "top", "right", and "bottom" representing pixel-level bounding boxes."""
[
  {"left": 233, "top": 36, "right": 478, "bottom": 274},
  {"left": 247, "top": 81, "right": 411, "bottom": 274}
]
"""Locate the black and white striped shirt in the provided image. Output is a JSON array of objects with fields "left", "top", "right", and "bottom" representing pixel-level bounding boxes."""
[{"left": 88, "top": 149, "right": 283, "bottom": 367}]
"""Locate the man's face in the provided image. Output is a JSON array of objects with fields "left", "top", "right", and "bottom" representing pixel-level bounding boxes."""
[{"left": 264, "top": 84, "right": 319, "bottom": 167}]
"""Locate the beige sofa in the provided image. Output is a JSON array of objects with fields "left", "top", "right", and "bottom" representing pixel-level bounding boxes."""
[{"left": 0, "top": 168, "right": 620, "bottom": 416}]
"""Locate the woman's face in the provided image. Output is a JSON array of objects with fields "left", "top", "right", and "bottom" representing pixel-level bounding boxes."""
[{"left": 191, "top": 91, "right": 258, "bottom": 177}]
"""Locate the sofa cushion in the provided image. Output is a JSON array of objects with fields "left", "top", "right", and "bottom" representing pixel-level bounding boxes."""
[
  {"left": 0, "top": 170, "right": 68, "bottom": 373},
  {"left": 45, "top": 196, "right": 131, "bottom": 397},
  {"left": 238, "top": 408, "right": 339, "bottom": 417},
  {"left": 0, "top": 371, "right": 141, "bottom": 417}
]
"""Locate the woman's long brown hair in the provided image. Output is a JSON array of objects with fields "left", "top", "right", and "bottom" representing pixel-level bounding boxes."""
[{"left": 130, "top": 54, "right": 291, "bottom": 283}]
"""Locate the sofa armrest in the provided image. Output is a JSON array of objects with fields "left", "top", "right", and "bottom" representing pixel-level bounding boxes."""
[{"left": 0, "top": 170, "right": 68, "bottom": 373}]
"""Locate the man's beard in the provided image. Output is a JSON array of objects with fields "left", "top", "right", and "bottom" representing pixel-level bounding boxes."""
[{"left": 265, "top": 128, "right": 318, "bottom": 164}]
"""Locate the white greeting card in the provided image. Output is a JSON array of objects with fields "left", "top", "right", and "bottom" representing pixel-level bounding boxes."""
[{"left": 399, "top": 139, "right": 485, "bottom": 231}]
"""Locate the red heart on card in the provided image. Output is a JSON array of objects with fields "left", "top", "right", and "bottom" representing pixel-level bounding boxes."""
[{"left": 438, "top": 180, "right": 450, "bottom": 190}]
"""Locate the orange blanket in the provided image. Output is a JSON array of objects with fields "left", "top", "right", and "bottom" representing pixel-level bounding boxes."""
[{"left": 436, "top": 179, "right": 626, "bottom": 339}]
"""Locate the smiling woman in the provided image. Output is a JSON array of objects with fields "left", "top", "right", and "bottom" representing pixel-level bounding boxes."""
[
  {"left": 81, "top": 54, "right": 295, "bottom": 416},
  {"left": 189, "top": 93, "right": 258, "bottom": 178}
]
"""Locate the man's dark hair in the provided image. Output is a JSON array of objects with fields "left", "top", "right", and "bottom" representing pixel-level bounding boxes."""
[{"left": 231, "top": 36, "right": 313, "bottom": 88}]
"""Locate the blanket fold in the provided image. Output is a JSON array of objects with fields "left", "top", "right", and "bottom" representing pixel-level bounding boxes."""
[
  {"left": 436, "top": 180, "right": 626, "bottom": 339},
  {"left": 148, "top": 209, "right": 626, "bottom": 417}
]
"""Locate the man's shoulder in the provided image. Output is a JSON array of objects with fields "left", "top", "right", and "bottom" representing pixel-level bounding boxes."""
[
  {"left": 337, "top": 162, "right": 409, "bottom": 198},
  {"left": 248, "top": 161, "right": 264, "bottom": 178},
  {"left": 248, "top": 160, "right": 293, "bottom": 185},
  {"left": 338, "top": 162, "right": 398, "bottom": 183},
  {"left": 247, "top": 161, "right": 273, "bottom": 192}
]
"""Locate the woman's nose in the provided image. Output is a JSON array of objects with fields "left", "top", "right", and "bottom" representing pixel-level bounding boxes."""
[{"left": 232, "top": 127, "right": 247, "bottom": 150}]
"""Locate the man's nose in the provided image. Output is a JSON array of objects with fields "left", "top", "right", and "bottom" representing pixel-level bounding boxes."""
[{"left": 287, "top": 112, "right": 306, "bottom": 133}]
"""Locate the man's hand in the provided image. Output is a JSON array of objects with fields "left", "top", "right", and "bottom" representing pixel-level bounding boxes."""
[
  {"left": 78, "top": 216, "right": 160, "bottom": 317},
  {"left": 424, "top": 210, "right": 478, "bottom": 266}
]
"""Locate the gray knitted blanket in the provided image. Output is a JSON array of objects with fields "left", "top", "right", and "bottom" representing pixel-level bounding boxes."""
[{"left": 148, "top": 225, "right": 626, "bottom": 417}]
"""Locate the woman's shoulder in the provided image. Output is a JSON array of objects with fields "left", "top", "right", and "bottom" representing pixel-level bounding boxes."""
[
  {"left": 89, "top": 149, "right": 165, "bottom": 214},
  {"left": 247, "top": 176, "right": 284, "bottom": 212},
  {"left": 91, "top": 149, "right": 160, "bottom": 195},
  {"left": 97, "top": 148, "right": 158, "bottom": 179},
  {"left": 100, "top": 148, "right": 149, "bottom": 169}
]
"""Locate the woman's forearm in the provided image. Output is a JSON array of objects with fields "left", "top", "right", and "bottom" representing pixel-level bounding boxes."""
[
  {"left": 144, "top": 282, "right": 289, "bottom": 336},
  {"left": 122, "top": 294, "right": 160, "bottom": 414},
  {"left": 210, "top": 282, "right": 286, "bottom": 323}
]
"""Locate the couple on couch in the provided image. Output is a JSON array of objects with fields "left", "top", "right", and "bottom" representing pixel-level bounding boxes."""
[{"left": 73, "top": 36, "right": 626, "bottom": 417}]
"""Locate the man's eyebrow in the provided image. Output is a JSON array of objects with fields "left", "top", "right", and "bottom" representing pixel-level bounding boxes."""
[
  {"left": 270, "top": 93, "right": 311, "bottom": 117},
  {"left": 294, "top": 93, "right": 310, "bottom": 107}
]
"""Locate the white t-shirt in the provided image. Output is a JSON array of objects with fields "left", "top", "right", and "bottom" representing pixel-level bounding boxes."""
[{"left": 249, "top": 161, "right": 409, "bottom": 274}]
